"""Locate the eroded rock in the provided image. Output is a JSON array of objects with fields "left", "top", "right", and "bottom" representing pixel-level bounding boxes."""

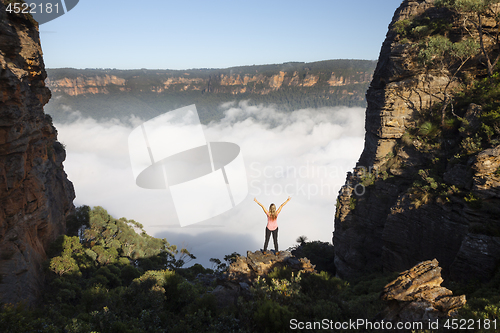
[{"left": 381, "top": 259, "right": 466, "bottom": 323}]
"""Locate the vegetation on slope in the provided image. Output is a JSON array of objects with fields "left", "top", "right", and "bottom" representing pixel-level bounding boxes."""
[
  {"left": 0, "top": 206, "right": 393, "bottom": 332},
  {"left": 0, "top": 206, "right": 498, "bottom": 332}
]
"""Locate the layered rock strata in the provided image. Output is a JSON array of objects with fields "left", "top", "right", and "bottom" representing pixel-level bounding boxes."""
[
  {"left": 0, "top": 2, "right": 75, "bottom": 304},
  {"left": 381, "top": 259, "right": 466, "bottom": 322}
]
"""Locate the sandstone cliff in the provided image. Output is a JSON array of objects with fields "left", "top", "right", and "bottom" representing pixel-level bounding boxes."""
[
  {"left": 45, "top": 62, "right": 374, "bottom": 97},
  {"left": 334, "top": 0, "right": 500, "bottom": 282},
  {"left": 0, "top": 1, "right": 75, "bottom": 304},
  {"left": 43, "top": 61, "right": 375, "bottom": 124}
]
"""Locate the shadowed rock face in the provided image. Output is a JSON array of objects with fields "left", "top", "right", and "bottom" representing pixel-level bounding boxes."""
[
  {"left": 0, "top": 2, "right": 75, "bottom": 304},
  {"left": 334, "top": 0, "right": 500, "bottom": 282}
]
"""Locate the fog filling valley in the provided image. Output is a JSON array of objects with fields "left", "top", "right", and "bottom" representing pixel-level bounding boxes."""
[{"left": 54, "top": 102, "right": 365, "bottom": 267}]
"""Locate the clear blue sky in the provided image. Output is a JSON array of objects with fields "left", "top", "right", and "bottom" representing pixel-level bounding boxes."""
[{"left": 40, "top": 0, "right": 403, "bottom": 70}]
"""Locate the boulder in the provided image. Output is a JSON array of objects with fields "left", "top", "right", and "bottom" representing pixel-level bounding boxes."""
[{"left": 381, "top": 259, "right": 466, "bottom": 323}]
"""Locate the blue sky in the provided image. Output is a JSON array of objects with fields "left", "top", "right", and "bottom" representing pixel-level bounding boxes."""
[{"left": 40, "top": 0, "right": 403, "bottom": 69}]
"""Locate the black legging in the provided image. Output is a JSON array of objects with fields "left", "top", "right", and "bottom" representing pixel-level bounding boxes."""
[{"left": 264, "top": 227, "right": 278, "bottom": 251}]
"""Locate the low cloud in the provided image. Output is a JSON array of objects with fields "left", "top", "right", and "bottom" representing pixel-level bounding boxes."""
[{"left": 55, "top": 102, "right": 365, "bottom": 266}]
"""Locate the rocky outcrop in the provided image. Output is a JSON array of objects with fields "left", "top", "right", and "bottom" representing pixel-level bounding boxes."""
[
  {"left": 334, "top": 0, "right": 500, "bottom": 282},
  {"left": 204, "top": 250, "right": 315, "bottom": 308},
  {"left": 0, "top": 2, "right": 75, "bottom": 304},
  {"left": 227, "top": 250, "right": 316, "bottom": 284},
  {"left": 381, "top": 259, "right": 466, "bottom": 323}
]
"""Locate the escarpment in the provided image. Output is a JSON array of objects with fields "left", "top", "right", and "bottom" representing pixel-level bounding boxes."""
[
  {"left": 45, "top": 64, "right": 374, "bottom": 97},
  {"left": 43, "top": 61, "right": 376, "bottom": 124},
  {"left": 0, "top": 1, "right": 75, "bottom": 304},
  {"left": 334, "top": 0, "right": 500, "bottom": 282}
]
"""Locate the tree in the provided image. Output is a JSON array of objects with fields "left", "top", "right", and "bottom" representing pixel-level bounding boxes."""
[
  {"left": 66, "top": 205, "right": 90, "bottom": 238},
  {"left": 436, "top": 0, "right": 500, "bottom": 76},
  {"left": 296, "top": 235, "right": 308, "bottom": 246},
  {"left": 419, "top": 35, "right": 479, "bottom": 125}
]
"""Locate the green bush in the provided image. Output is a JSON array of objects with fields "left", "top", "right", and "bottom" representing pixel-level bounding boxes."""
[
  {"left": 267, "top": 266, "right": 293, "bottom": 280},
  {"left": 291, "top": 240, "right": 336, "bottom": 273},
  {"left": 464, "top": 192, "right": 483, "bottom": 209},
  {"left": 419, "top": 121, "right": 439, "bottom": 137},
  {"left": 253, "top": 299, "right": 293, "bottom": 333},
  {"left": 300, "top": 271, "right": 348, "bottom": 299}
]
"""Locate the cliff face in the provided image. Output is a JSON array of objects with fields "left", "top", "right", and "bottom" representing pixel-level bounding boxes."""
[
  {"left": 44, "top": 61, "right": 375, "bottom": 124},
  {"left": 45, "top": 66, "right": 374, "bottom": 97},
  {"left": 0, "top": 2, "right": 75, "bottom": 304},
  {"left": 334, "top": 0, "right": 500, "bottom": 282},
  {"left": 47, "top": 74, "right": 127, "bottom": 95}
]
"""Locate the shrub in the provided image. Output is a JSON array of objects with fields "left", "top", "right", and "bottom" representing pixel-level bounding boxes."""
[
  {"left": 464, "top": 192, "right": 482, "bottom": 209},
  {"left": 349, "top": 197, "right": 356, "bottom": 210},
  {"left": 267, "top": 266, "right": 293, "bottom": 280},
  {"left": 393, "top": 19, "right": 412, "bottom": 35},
  {"left": 300, "top": 271, "right": 348, "bottom": 299},
  {"left": 253, "top": 299, "right": 293, "bottom": 333},
  {"left": 419, "top": 121, "right": 439, "bottom": 137}
]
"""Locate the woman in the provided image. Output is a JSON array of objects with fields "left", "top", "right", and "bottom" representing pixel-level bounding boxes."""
[{"left": 254, "top": 196, "right": 291, "bottom": 254}]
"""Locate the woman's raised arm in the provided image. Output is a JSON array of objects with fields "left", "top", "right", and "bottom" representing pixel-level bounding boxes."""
[
  {"left": 254, "top": 198, "right": 269, "bottom": 215},
  {"left": 276, "top": 196, "right": 291, "bottom": 215}
]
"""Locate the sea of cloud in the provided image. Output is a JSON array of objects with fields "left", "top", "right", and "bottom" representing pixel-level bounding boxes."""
[{"left": 54, "top": 102, "right": 365, "bottom": 268}]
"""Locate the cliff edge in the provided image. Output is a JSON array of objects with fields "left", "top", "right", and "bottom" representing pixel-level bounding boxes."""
[
  {"left": 334, "top": 0, "right": 500, "bottom": 282},
  {"left": 0, "top": 1, "right": 75, "bottom": 304}
]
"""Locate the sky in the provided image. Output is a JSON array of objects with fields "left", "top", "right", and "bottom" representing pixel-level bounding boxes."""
[
  {"left": 40, "top": 0, "right": 405, "bottom": 267},
  {"left": 39, "top": 0, "right": 404, "bottom": 69}
]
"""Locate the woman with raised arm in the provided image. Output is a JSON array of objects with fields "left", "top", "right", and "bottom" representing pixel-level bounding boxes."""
[{"left": 254, "top": 196, "right": 291, "bottom": 254}]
